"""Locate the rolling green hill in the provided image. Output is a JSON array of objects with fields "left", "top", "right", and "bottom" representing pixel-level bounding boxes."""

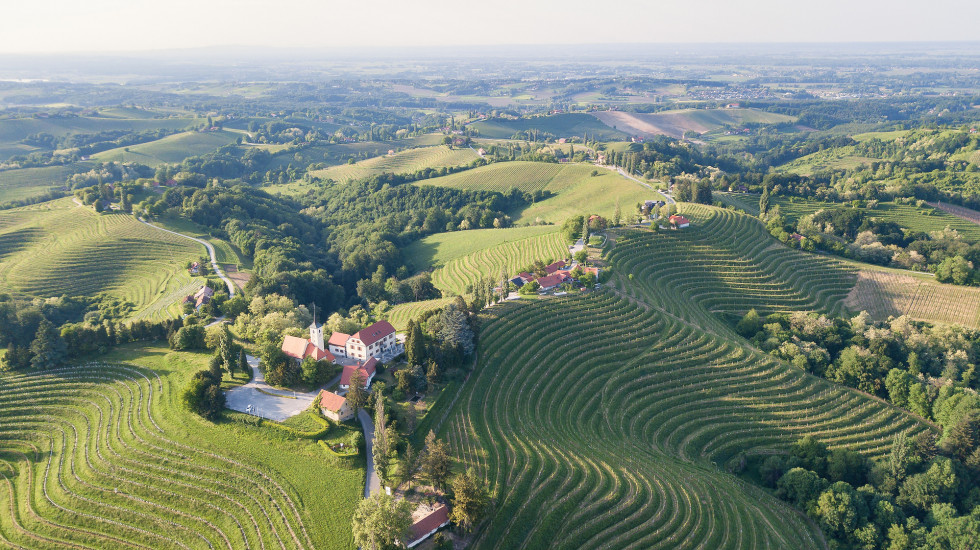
[
  {"left": 0, "top": 344, "right": 361, "bottom": 549},
  {"left": 0, "top": 115, "right": 201, "bottom": 158},
  {"left": 592, "top": 108, "right": 796, "bottom": 139},
  {"left": 0, "top": 164, "right": 73, "bottom": 203},
  {"left": 470, "top": 113, "right": 628, "bottom": 140},
  {"left": 0, "top": 199, "right": 204, "bottom": 320},
  {"left": 416, "top": 161, "right": 658, "bottom": 223},
  {"left": 443, "top": 290, "right": 926, "bottom": 549},
  {"left": 404, "top": 225, "right": 564, "bottom": 272},
  {"left": 92, "top": 130, "right": 242, "bottom": 166},
  {"left": 308, "top": 145, "right": 479, "bottom": 183}
]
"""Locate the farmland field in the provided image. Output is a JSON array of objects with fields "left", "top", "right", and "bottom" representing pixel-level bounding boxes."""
[
  {"left": 0, "top": 165, "right": 73, "bottom": 203},
  {"left": 92, "top": 130, "right": 242, "bottom": 166},
  {"left": 442, "top": 289, "right": 928, "bottom": 549},
  {"left": 0, "top": 343, "right": 361, "bottom": 549},
  {"left": 418, "top": 162, "right": 657, "bottom": 223},
  {"left": 308, "top": 145, "right": 478, "bottom": 183},
  {"left": 0, "top": 115, "right": 202, "bottom": 156},
  {"left": 386, "top": 297, "right": 455, "bottom": 330},
  {"left": 716, "top": 193, "right": 980, "bottom": 244},
  {"left": 845, "top": 269, "right": 980, "bottom": 328},
  {"left": 403, "top": 225, "right": 564, "bottom": 272},
  {"left": 429, "top": 230, "right": 569, "bottom": 296},
  {"left": 470, "top": 113, "right": 628, "bottom": 140},
  {"left": 0, "top": 199, "right": 204, "bottom": 320},
  {"left": 592, "top": 108, "right": 796, "bottom": 139}
]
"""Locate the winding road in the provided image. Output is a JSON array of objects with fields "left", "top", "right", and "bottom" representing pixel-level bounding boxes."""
[
  {"left": 612, "top": 166, "right": 675, "bottom": 204},
  {"left": 139, "top": 219, "right": 236, "bottom": 297}
]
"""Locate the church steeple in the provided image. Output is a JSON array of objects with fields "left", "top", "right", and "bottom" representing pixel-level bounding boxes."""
[{"left": 309, "top": 305, "right": 324, "bottom": 350}]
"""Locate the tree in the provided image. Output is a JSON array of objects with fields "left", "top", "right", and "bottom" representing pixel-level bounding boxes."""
[
  {"left": 374, "top": 391, "right": 393, "bottom": 486},
  {"left": 405, "top": 320, "right": 425, "bottom": 366},
  {"left": 450, "top": 469, "right": 490, "bottom": 532},
  {"left": 403, "top": 442, "right": 418, "bottom": 487},
  {"left": 395, "top": 369, "right": 413, "bottom": 394},
  {"left": 777, "top": 467, "right": 827, "bottom": 509},
  {"left": 426, "top": 359, "right": 441, "bottom": 387},
  {"left": 30, "top": 318, "right": 66, "bottom": 370},
  {"left": 935, "top": 256, "right": 974, "bottom": 285},
  {"left": 438, "top": 303, "right": 475, "bottom": 357},
  {"left": 351, "top": 492, "right": 413, "bottom": 550},
  {"left": 613, "top": 199, "right": 622, "bottom": 227},
  {"left": 182, "top": 367, "right": 225, "bottom": 420},
  {"left": 421, "top": 430, "right": 452, "bottom": 490},
  {"left": 941, "top": 413, "right": 978, "bottom": 462},
  {"left": 238, "top": 349, "right": 249, "bottom": 379},
  {"left": 347, "top": 371, "right": 367, "bottom": 411},
  {"left": 759, "top": 185, "right": 771, "bottom": 216},
  {"left": 815, "top": 483, "right": 861, "bottom": 540},
  {"left": 735, "top": 309, "right": 763, "bottom": 338}
]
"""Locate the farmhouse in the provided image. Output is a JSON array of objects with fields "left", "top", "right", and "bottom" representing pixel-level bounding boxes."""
[
  {"left": 406, "top": 504, "right": 450, "bottom": 549},
  {"left": 536, "top": 273, "right": 569, "bottom": 291},
  {"left": 332, "top": 320, "right": 397, "bottom": 362},
  {"left": 317, "top": 390, "right": 354, "bottom": 422},
  {"left": 183, "top": 286, "right": 214, "bottom": 309},
  {"left": 668, "top": 215, "right": 690, "bottom": 229},
  {"left": 281, "top": 323, "right": 335, "bottom": 363},
  {"left": 544, "top": 260, "right": 567, "bottom": 274},
  {"left": 339, "top": 357, "right": 378, "bottom": 390}
]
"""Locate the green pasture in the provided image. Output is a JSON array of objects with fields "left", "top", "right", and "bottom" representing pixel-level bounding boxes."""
[{"left": 92, "top": 130, "right": 242, "bottom": 166}]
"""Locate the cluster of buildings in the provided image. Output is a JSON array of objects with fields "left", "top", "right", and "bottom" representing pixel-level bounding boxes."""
[
  {"left": 508, "top": 259, "right": 601, "bottom": 294},
  {"left": 282, "top": 320, "right": 403, "bottom": 421}
]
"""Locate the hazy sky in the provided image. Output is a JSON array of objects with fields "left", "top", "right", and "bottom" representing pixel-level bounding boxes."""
[{"left": 2, "top": 0, "right": 978, "bottom": 54}]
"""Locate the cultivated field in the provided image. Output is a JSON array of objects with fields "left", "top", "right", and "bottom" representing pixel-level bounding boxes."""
[
  {"left": 308, "top": 145, "right": 478, "bottom": 183},
  {"left": 417, "top": 162, "right": 656, "bottom": 223},
  {"left": 845, "top": 269, "right": 980, "bottom": 328},
  {"left": 386, "top": 297, "right": 455, "bottom": 331},
  {"left": 429, "top": 230, "right": 569, "bottom": 296},
  {"left": 0, "top": 115, "right": 201, "bottom": 157},
  {"left": 442, "top": 291, "right": 928, "bottom": 549},
  {"left": 0, "top": 344, "right": 361, "bottom": 549},
  {"left": 0, "top": 165, "right": 73, "bottom": 203},
  {"left": 469, "top": 113, "right": 627, "bottom": 140},
  {"left": 404, "top": 225, "right": 564, "bottom": 272},
  {"left": 0, "top": 200, "right": 204, "bottom": 320},
  {"left": 92, "top": 130, "right": 242, "bottom": 166},
  {"left": 592, "top": 108, "right": 795, "bottom": 139},
  {"left": 606, "top": 205, "right": 857, "bottom": 334}
]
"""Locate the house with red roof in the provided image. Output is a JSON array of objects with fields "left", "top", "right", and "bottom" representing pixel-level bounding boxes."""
[
  {"left": 339, "top": 357, "right": 378, "bottom": 390},
  {"left": 536, "top": 273, "right": 569, "bottom": 291},
  {"left": 327, "top": 331, "right": 350, "bottom": 358},
  {"left": 317, "top": 390, "right": 354, "bottom": 422},
  {"left": 406, "top": 504, "right": 450, "bottom": 548},
  {"left": 668, "top": 215, "right": 690, "bottom": 229},
  {"left": 344, "top": 320, "right": 397, "bottom": 361},
  {"left": 281, "top": 323, "right": 335, "bottom": 364},
  {"left": 544, "top": 260, "right": 567, "bottom": 274}
]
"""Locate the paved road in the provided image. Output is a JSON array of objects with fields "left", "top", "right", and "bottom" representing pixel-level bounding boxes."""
[
  {"left": 612, "top": 167, "right": 675, "bottom": 204},
  {"left": 359, "top": 408, "right": 381, "bottom": 497},
  {"left": 225, "top": 355, "right": 317, "bottom": 421},
  {"left": 138, "top": 219, "right": 236, "bottom": 297}
]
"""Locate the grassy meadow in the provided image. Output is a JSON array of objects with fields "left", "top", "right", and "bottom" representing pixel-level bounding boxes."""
[
  {"left": 92, "top": 130, "right": 242, "bottom": 166},
  {"left": 308, "top": 145, "right": 478, "bottom": 183}
]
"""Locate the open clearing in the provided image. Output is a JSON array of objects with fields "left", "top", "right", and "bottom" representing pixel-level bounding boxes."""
[
  {"left": 417, "top": 161, "right": 657, "bottom": 223},
  {"left": 0, "top": 199, "right": 204, "bottom": 320},
  {"left": 592, "top": 108, "right": 795, "bottom": 139},
  {"left": 308, "top": 145, "right": 478, "bottom": 183},
  {"left": 92, "top": 130, "right": 242, "bottom": 166},
  {"left": 845, "top": 269, "right": 980, "bottom": 327},
  {"left": 0, "top": 343, "right": 361, "bottom": 549}
]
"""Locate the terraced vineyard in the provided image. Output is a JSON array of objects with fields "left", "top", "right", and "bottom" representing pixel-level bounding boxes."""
[
  {"left": 386, "top": 297, "right": 455, "bottom": 330},
  {"left": 0, "top": 200, "right": 202, "bottom": 320},
  {"left": 443, "top": 292, "right": 928, "bottom": 549},
  {"left": 0, "top": 165, "right": 74, "bottom": 204},
  {"left": 0, "top": 345, "right": 361, "bottom": 549},
  {"left": 415, "top": 161, "right": 565, "bottom": 193},
  {"left": 430, "top": 231, "right": 568, "bottom": 296},
  {"left": 92, "top": 130, "right": 242, "bottom": 166},
  {"left": 607, "top": 205, "right": 857, "bottom": 336},
  {"left": 845, "top": 269, "right": 980, "bottom": 328},
  {"left": 308, "top": 145, "right": 478, "bottom": 183}
]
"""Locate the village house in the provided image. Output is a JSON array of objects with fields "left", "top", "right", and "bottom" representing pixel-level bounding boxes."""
[
  {"left": 406, "top": 504, "right": 451, "bottom": 549},
  {"left": 339, "top": 357, "right": 378, "bottom": 390},
  {"left": 544, "top": 260, "right": 567, "bottom": 274},
  {"left": 182, "top": 286, "right": 214, "bottom": 309},
  {"left": 535, "top": 273, "right": 570, "bottom": 291},
  {"left": 668, "top": 215, "right": 691, "bottom": 229},
  {"left": 281, "top": 323, "right": 335, "bottom": 364},
  {"left": 317, "top": 390, "right": 354, "bottom": 422},
  {"left": 330, "top": 320, "right": 397, "bottom": 362}
]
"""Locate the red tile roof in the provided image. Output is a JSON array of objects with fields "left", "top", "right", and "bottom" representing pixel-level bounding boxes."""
[
  {"left": 328, "top": 332, "right": 350, "bottom": 347},
  {"left": 536, "top": 273, "right": 567, "bottom": 289},
  {"left": 340, "top": 357, "right": 378, "bottom": 387},
  {"left": 282, "top": 336, "right": 334, "bottom": 362},
  {"left": 282, "top": 335, "right": 310, "bottom": 359},
  {"left": 669, "top": 215, "right": 690, "bottom": 226},
  {"left": 351, "top": 321, "right": 396, "bottom": 347},
  {"left": 318, "top": 390, "right": 347, "bottom": 412},
  {"left": 408, "top": 505, "right": 450, "bottom": 546},
  {"left": 544, "top": 260, "right": 567, "bottom": 274}
]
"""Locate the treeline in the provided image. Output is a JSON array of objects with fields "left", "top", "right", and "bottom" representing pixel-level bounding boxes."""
[{"left": 734, "top": 309, "right": 980, "bottom": 548}]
